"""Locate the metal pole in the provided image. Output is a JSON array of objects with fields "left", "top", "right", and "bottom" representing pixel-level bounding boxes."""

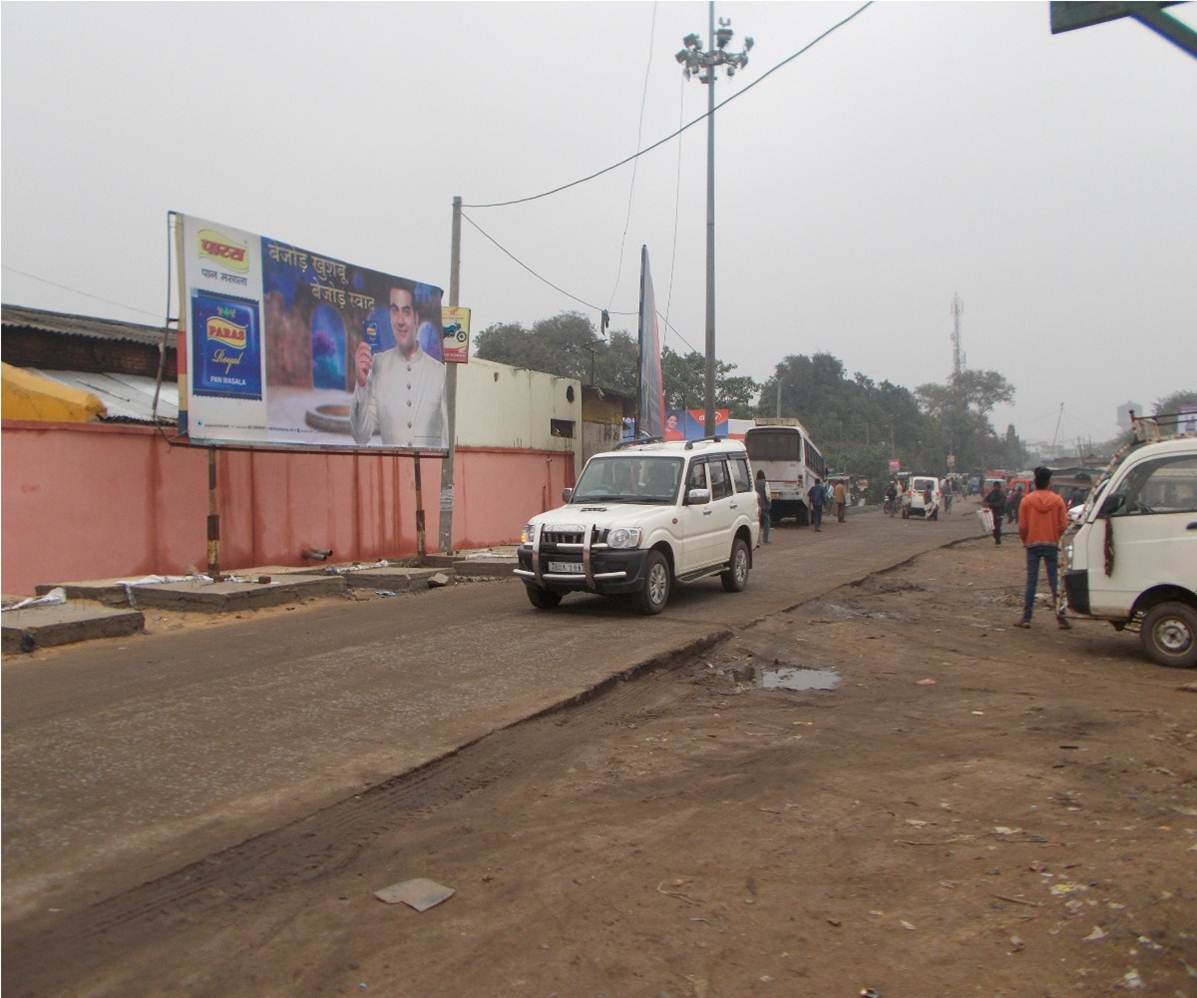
[
  {"left": 206, "top": 446, "right": 221, "bottom": 580},
  {"left": 437, "top": 195, "right": 462, "bottom": 555},
  {"left": 414, "top": 454, "right": 426, "bottom": 561},
  {"left": 703, "top": 0, "right": 717, "bottom": 438}
]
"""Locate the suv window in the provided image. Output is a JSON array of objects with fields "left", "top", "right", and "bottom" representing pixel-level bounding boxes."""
[
  {"left": 709, "top": 459, "right": 733, "bottom": 500},
  {"left": 1112, "top": 455, "right": 1197, "bottom": 516},
  {"left": 686, "top": 460, "right": 708, "bottom": 498},
  {"left": 731, "top": 457, "right": 753, "bottom": 493}
]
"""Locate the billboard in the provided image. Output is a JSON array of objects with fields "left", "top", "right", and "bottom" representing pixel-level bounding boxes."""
[
  {"left": 664, "top": 408, "right": 730, "bottom": 440},
  {"left": 637, "top": 246, "right": 665, "bottom": 439},
  {"left": 177, "top": 213, "right": 448, "bottom": 452},
  {"left": 442, "top": 306, "right": 471, "bottom": 364}
]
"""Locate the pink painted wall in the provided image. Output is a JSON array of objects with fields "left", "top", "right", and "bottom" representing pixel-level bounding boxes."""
[{"left": 1, "top": 421, "right": 574, "bottom": 595}]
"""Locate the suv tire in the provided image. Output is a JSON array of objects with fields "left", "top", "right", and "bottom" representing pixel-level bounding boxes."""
[
  {"left": 526, "top": 585, "right": 563, "bottom": 610},
  {"left": 721, "top": 537, "right": 750, "bottom": 593},
  {"left": 1140, "top": 601, "right": 1197, "bottom": 668},
  {"left": 635, "top": 550, "right": 671, "bottom": 615}
]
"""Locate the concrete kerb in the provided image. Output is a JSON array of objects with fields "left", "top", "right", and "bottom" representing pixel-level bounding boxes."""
[{"left": 2, "top": 603, "right": 145, "bottom": 654}]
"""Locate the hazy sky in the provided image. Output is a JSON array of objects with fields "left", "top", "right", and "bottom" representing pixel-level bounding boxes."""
[{"left": 3, "top": 1, "right": 1194, "bottom": 444}]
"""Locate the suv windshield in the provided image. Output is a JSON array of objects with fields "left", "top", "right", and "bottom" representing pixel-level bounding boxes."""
[{"left": 573, "top": 456, "right": 684, "bottom": 504}]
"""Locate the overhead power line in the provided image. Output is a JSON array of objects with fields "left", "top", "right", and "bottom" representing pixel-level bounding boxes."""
[
  {"left": 463, "top": 1, "right": 874, "bottom": 210},
  {"left": 460, "top": 211, "right": 701, "bottom": 355},
  {"left": 2, "top": 264, "right": 164, "bottom": 320}
]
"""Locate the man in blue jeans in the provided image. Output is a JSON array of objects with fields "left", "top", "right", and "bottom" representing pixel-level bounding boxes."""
[
  {"left": 807, "top": 478, "right": 826, "bottom": 532},
  {"left": 1015, "top": 466, "right": 1072, "bottom": 629}
]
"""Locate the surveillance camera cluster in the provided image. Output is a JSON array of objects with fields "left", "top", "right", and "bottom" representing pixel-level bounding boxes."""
[{"left": 675, "top": 17, "right": 753, "bottom": 83}]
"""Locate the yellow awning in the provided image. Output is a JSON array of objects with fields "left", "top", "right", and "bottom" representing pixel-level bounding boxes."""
[{"left": 1, "top": 362, "right": 107, "bottom": 423}]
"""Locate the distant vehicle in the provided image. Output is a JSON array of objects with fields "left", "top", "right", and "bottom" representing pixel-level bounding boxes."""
[
  {"left": 903, "top": 475, "right": 942, "bottom": 520},
  {"left": 745, "top": 419, "right": 826, "bottom": 526},
  {"left": 516, "top": 438, "right": 759, "bottom": 615},
  {"left": 1065, "top": 435, "right": 1197, "bottom": 667}
]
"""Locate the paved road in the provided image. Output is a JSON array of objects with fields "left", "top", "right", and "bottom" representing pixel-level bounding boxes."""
[{"left": 2, "top": 504, "right": 981, "bottom": 926}]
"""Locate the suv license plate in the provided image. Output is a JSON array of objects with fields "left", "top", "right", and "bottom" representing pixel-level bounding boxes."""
[{"left": 548, "top": 561, "right": 585, "bottom": 574}]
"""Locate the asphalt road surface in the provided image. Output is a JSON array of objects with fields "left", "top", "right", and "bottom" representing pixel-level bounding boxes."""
[{"left": 2, "top": 503, "right": 982, "bottom": 989}]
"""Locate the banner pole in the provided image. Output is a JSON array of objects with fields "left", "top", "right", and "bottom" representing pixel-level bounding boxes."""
[
  {"left": 207, "top": 446, "right": 221, "bottom": 580},
  {"left": 438, "top": 195, "right": 462, "bottom": 555},
  {"left": 413, "top": 454, "right": 426, "bottom": 562}
]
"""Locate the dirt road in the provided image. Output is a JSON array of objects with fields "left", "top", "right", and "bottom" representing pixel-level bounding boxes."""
[{"left": 6, "top": 509, "right": 1196, "bottom": 995}]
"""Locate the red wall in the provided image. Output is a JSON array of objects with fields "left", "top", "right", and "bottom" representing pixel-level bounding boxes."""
[{"left": 1, "top": 421, "right": 574, "bottom": 595}]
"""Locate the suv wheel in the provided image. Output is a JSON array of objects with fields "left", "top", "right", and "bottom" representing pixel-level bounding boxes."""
[
  {"left": 1140, "top": 601, "right": 1197, "bottom": 668},
  {"left": 526, "top": 585, "right": 563, "bottom": 610},
  {"left": 635, "top": 551, "right": 671, "bottom": 615},
  {"left": 721, "top": 537, "right": 750, "bottom": 593}
]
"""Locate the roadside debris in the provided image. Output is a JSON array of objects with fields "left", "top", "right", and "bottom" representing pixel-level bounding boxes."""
[
  {"left": 2, "top": 587, "right": 66, "bottom": 611},
  {"left": 1083, "top": 926, "right": 1107, "bottom": 942},
  {"left": 916, "top": 678, "right": 937, "bottom": 686},
  {"left": 374, "top": 878, "right": 455, "bottom": 911},
  {"left": 374, "top": 590, "right": 397, "bottom": 598},
  {"left": 427, "top": 573, "right": 452, "bottom": 589},
  {"left": 1118, "top": 968, "right": 1145, "bottom": 990}
]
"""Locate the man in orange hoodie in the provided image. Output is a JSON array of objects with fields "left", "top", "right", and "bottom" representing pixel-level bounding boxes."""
[{"left": 1015, "top": 466, "right": 1071, "bottom": 629}]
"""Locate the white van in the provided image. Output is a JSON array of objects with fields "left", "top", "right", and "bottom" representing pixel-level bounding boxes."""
[
  {"left": 902, "top": 476, "right": 941, "bottom": 520},
  {"left": 1064, "top": 437, "right": 1197, "bottom": 667}
]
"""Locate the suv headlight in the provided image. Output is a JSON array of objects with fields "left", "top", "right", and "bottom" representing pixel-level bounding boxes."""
[
  {"left": 520, "top": 523, "right": 536, "bottom": 546},
  {"left": 607, "top": 527, "right": 642, "bottom": 549}
]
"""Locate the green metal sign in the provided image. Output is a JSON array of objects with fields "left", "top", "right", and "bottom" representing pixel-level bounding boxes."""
[{"left": 1049, "top": 1, "right": 1196, "bottom": 58}]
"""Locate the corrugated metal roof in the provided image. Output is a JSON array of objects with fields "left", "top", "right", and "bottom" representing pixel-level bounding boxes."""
[
  {"left": 1, "top": 304, "right": 174, "bottom": 350},
  {"left": 31, "top": 370, "right": 178, "bottom": 424}
]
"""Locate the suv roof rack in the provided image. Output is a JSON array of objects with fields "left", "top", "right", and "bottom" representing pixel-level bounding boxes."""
[
  {"left": 684, "top": 436, "right": 724, "bottom": 450},
  {"left": 614, "top": 435, "right": 663, "bottom": 450}
]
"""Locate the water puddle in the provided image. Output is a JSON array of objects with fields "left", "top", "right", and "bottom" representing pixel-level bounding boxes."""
[{"left": 723, "top": 661, "right": 841, "bottom": 692}]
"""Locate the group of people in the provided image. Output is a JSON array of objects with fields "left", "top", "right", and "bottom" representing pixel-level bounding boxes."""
[{"left": 753, "top": 474, "right": 848, "bottom": 543}]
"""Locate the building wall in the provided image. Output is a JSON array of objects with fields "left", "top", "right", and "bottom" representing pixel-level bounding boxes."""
[{"left": 1, "top": 421, "right": 573, "bottom": 595}]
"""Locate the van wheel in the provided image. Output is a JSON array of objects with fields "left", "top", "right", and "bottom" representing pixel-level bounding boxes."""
[
  {"left": 1140, "top": 601, "right": 1197, "bottom": 668},
  {"left": 635, "top": 551, "right": 671, "bottom": 615},
  {"left": 526, "top": 585, "right": 562, "bottom": 610},
  {"left": 721, "top": 537, "right": 750, "bottom": 593}
]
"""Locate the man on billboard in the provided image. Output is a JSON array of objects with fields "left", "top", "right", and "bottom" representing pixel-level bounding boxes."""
[{"left": 351, "top": 282, "right": 447, "bottom": 449}]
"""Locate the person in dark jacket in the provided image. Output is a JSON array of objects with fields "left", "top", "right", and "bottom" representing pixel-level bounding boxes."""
[
  {"left": 984, "top": 481, "right": 1006, "bottom": 545},
  {"left": 807, "top": 477, "right": 826, "bottom": 532},
  {"left": 755, "top": 469, "right": 771, "bottom": 545}
]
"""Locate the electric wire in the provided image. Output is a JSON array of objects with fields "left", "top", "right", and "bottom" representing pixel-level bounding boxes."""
[
  {"left": 463, "top": 1, "right": 874, "bottom": 209},
  {"left": 460, "top": 211, "right": 701, "bottom": 355},
  {"left": 607, "top": 1, "right": 658, "bottom": 310},
  {"left": 2, "top": 264, "right": 164, "bottom": 320}
]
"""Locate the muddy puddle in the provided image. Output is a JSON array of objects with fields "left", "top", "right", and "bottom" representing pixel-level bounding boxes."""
[{"left": 722, "top": 661, "right": 841, "bottom": 692}]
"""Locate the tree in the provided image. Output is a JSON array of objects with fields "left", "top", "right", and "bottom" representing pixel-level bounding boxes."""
[
  {"left": 916, "top": 369, "right": 1016, "bottom": 471},
  {"left": 661, "top": 347, "right": 758, "bottom": 418},
  {"left": 1154, "top": 389, "right": 1197, "bottom": 415}
]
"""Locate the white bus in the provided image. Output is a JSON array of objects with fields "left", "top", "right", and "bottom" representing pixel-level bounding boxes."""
[{"left": 745, "top": 419, "right": 827, "bottom": 526}]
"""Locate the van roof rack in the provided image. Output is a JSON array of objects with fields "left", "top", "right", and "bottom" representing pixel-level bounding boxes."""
[{"left": 1130, "top": 409, "right": 1197, "bottom": 444}]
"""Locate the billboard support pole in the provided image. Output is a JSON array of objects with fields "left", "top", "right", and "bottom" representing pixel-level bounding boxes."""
[
  {"left": 413, "top": 455, "right": 426, "bottom": 561},
  {"left": 207, "top": 446, "right": 222, "bottom": 581},
  {"left": 437, "top": 195, "right": 463, "bottom": 556}
]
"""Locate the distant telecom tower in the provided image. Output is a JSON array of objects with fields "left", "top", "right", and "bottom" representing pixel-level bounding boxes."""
[{"left": 950, "top": 292, "right": 965, "bottom": 378}]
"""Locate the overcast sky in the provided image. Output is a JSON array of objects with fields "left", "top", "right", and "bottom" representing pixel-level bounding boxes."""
[{"left": 3, "top": 1, "right": 1194, "bottom": 444}]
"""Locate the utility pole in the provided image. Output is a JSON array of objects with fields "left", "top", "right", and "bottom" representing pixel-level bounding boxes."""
[
  {"left": 438, "top": 195, "right": 462, "bottom": 555},
  {"left": 950, "top": 292, "right": 964, "bottom": 378},
  {"left": 677, "top": 5, "right": 753, "bottom": 436}
]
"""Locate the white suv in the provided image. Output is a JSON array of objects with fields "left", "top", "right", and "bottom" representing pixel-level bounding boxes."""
[{"left": 516, "top": 439, "right": 761, "bottom": 614}]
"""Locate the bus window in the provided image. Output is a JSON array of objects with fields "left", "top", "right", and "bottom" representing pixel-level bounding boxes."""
[{"left": 746, "top": 429, "right": 802, "bottom": 463}]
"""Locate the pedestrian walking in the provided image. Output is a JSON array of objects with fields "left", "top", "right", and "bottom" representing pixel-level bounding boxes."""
[
  {"left": 834, "top": 479, "right": 847, "bottom": 523},
  {"left": 1015, "top": 467, "right": 1072, "bottom": 630},
  {"left": 807, "top": 477, "right": 826, "bottom": 532},
  {"left": 755, "top": 469, "right": 772, "bottom": 545},
  {"left": 984, "top": 480, "right": 1005, "bottom": 545}
]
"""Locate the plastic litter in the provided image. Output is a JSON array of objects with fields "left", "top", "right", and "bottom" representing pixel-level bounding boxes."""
[
  {"left": 374, "top": 590, "right": 397, "bottom": 598},
  {"left": 1083, "top": 926, "right": 1107, "bottom": 942},
  {"left": 374, "top": 878, "right": 454, "bottom": 911},
  {"left": 3, "top": 587, "right": 66, "bottom": 611}
]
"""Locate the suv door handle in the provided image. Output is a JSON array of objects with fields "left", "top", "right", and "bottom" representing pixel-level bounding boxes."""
[
  {"left": 1187, "top": 521, "right": 1197, "bottom": 530},
  {"left": 703, "top": 509, "right": 712, "bottom": 516},
  {"left": 729, "top": 502, "right": 738, "bottom": 509}
]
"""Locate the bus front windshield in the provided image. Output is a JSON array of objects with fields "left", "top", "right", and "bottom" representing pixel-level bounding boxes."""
[{"left": 573, "top": 456, "right": 684, "bottom": 504}]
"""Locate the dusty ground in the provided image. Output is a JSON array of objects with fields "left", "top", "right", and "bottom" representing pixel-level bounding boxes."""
[{"left": 6, "top": 534, "right": 1195, "bottom": 996}]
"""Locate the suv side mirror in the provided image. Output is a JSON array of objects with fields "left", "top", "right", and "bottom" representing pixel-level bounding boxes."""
[
  {"left": 1097, "top": 493, "right": 1123, "bottom": 518},
  {"left": 686, "top": 488, "right": 711, "bottom": 505},
  {"left": 562, "top": 487, "right": 573, "bottom": 502}
]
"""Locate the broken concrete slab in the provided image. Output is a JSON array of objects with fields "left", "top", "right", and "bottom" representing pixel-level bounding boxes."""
[
  {"left": 2, "top": 603, "right": 144, "bottom": 653},
  {"left": 340, "top": 567, "right": 446, "bottom": 592},
  {"left": 128, "top": 575, "right": 346, "bottom": 613},
  {"left": 427, "top": 573, "right": 452, "bottom": 589},
  {"left": 374, "top": 878, "right": 455, "bottom": 911},
  {"left": 451, "top": 558, "right": 518, "bottom": 579}
]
